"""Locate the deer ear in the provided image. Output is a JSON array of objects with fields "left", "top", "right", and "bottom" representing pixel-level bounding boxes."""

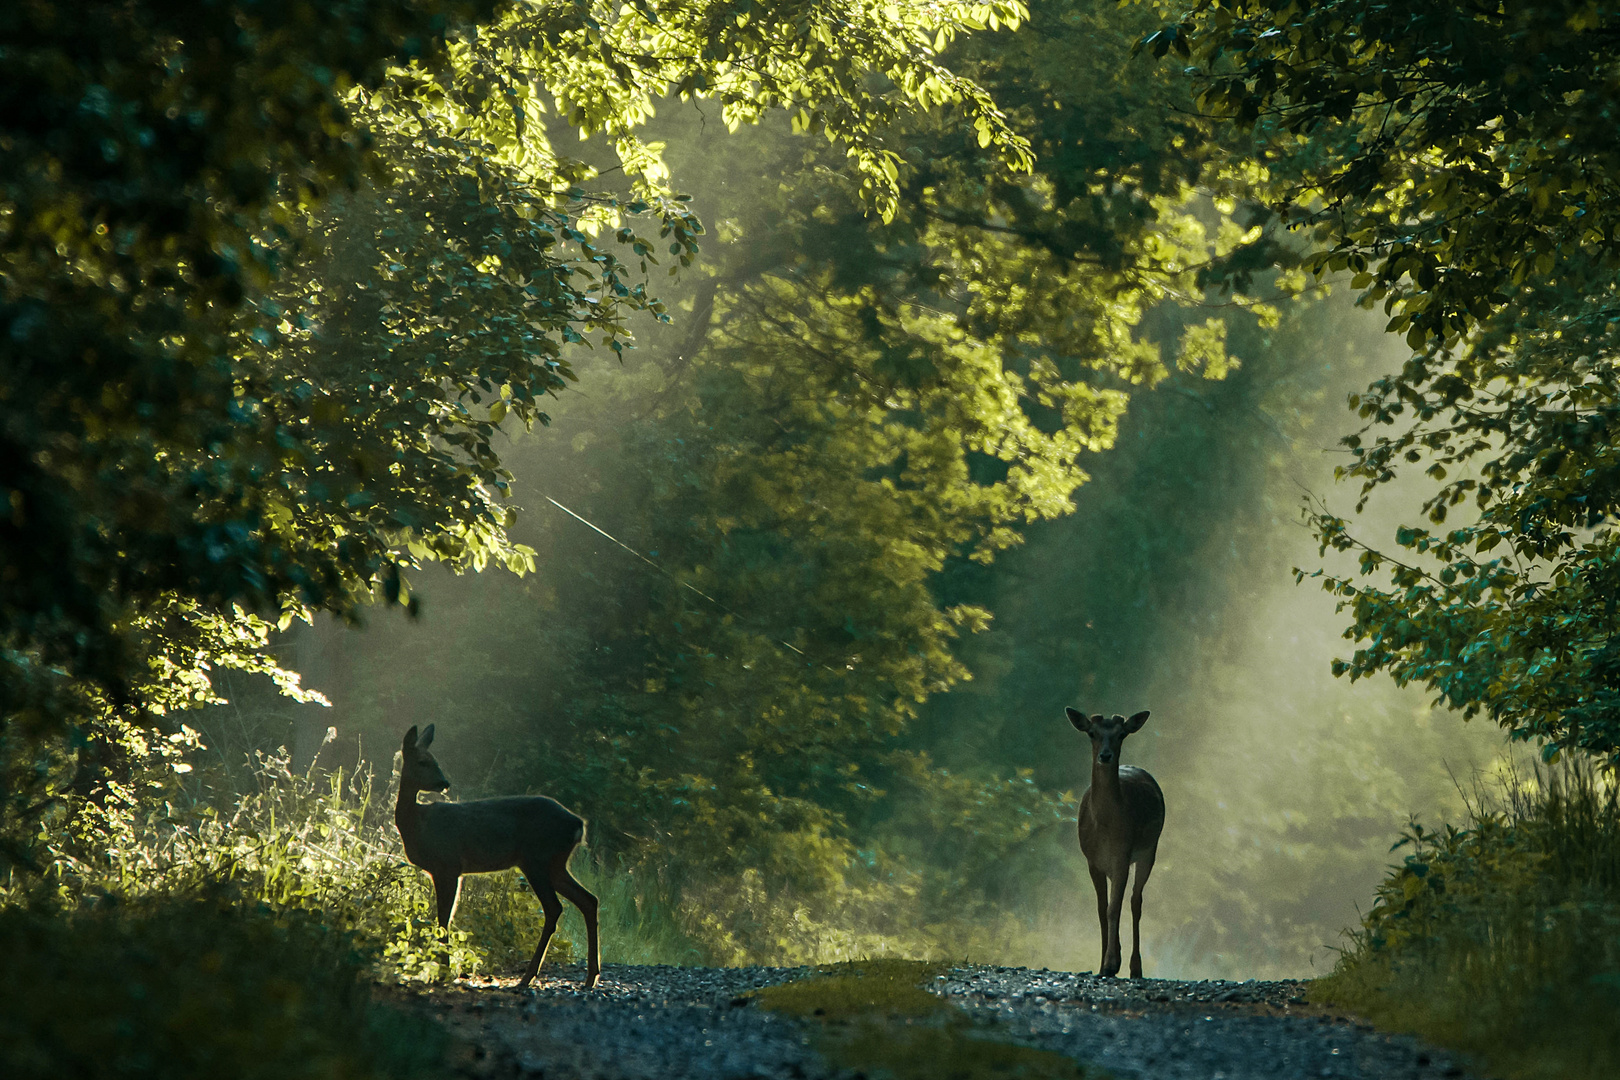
[
  {"left": 1125, "top": 710, "right": 1150, "bottom": 733},
  {"left": 403, "top": 725, "right": 418, "bottom": 749},
  {"left": 1065, "top": 707, "right": 1091, "bottom": 733},
  {"left": 419, "top": 724, "right": 436, "bottom": 750}
]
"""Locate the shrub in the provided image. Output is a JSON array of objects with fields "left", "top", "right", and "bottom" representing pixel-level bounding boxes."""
[
  {"left": 0, "top": 897, "right": 449, "bottom": 1080},
  {"left": 1315, "top": 763, "right": 1620, "bottom": 1080}
]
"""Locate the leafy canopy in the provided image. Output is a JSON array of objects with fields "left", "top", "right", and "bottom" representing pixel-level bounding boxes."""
[
  {"left": 1166, "top": 0, "right": 1620, "bottom": 760},
  {"left": 0, "top": 0, "right": 1034, "bottom": 863},
  {"left": 314, "top": 0, "right": 1283, "bottom": 961}
]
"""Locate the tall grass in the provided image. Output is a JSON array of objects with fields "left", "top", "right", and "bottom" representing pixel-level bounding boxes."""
[
  {"left": 14, "top": 739, "right": 713, "bottom": 977},
  {"left": 5, "top": 740, "right": 712, "bottom": 1077},
  {"left": 1314, "top": 761, "right": 1620, "bottom": 1080},
  {"left": 11, "top": 726, "right": 1074, "bottom": 1076},
  {"left": 11, "top": 725, "right": 1046, "bottom": 1075}
]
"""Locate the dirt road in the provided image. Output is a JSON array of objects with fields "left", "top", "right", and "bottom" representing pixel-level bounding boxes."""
[{"left": 416, "top": 962, "right": 1479, "bottom": 1080}]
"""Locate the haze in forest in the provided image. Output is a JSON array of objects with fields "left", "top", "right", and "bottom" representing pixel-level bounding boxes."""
[
  {"left": 14, "top": 7, "right": 1620, "bottom": 1080},
  {"left": 240, "top": 275, "right": 1512, "bottom": 980},
  {"left": 163, "top": 11, "right": 1512, "bottom": 982},
  {"left": 219, "top": 103, "right": 1519, "bottom": 980},
  {"left": 974, "top": 302, "right": 1515, "bottom": 979}
]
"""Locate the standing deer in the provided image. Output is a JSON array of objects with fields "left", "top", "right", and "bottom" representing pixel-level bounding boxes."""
[
  {"left": 394, "top": 724, "right": 600, "bottom": 989},
  {"left": 1066, "top": 707, "right": 1165, "bottom": 979}
]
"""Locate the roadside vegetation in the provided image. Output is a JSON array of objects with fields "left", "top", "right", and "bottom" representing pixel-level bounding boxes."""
[
  {"left": 0, "top": 741, "right": 570, "bottom": 1079},
  {"left": 1162, "top": 3, "right": 1620, "bottom": 1073},
  {"left": 0, "top": 898, "right": 451, "bottom": 1080},
  {"left": 0, "top": 727, "right": 749, "bottom": 1077},
  {"left": 1314, "top": 766, "right": 1620, "bottom": 1080}
]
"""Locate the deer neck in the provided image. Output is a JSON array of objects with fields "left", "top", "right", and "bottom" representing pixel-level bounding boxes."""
[
  {"left": 395, "top": 780, "right": 425, "bottom": 855},
  {"left": 1090, "top": 757, "right": 1126, "bottom": 808}
]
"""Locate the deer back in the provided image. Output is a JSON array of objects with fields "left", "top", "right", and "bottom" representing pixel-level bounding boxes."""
[
  {"left": 411, "top": 795, "right": 584, "bottom": 877},
  {"left": 1117, "top": 765, "right": 1165, "bottom": 847}
]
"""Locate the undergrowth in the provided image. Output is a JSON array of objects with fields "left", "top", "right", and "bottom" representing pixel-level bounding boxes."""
[
  {"left": 0, "top": 895, "right": 449, "bottom": 1080},
  {"left": 7, "top": 737, "right": 1066, "bottom": 1078},
  {"left": 1314, "top": 762, "right": 1620, "bottom": 1080},
  {"left": 24, "top": 744, "right": 577, "bottom": 982},
  {"left": 754, "top": 959, "right": 1106, "bottom": 1080},
  {"left": 4, "top": 741, "right": 699, "bottom": 1078}
]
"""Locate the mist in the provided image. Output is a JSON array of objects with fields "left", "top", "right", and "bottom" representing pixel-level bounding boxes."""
[
  {"left": 183, "top": 98, "right": 1526, "bottom": 979},
  {"left": 218, "top": 285, "right": 1516, "bottom": 981},
  {"left": 919, "top": 290, "right": 1515, "bottom": 979}
]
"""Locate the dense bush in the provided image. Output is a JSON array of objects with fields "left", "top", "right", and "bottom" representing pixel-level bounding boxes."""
[
  {"left": 1315, "top": 764, "right": 1620, "bottom": 1080},
  {"left": 0, "top": 897, "right": 449, "bottom": 1080}
]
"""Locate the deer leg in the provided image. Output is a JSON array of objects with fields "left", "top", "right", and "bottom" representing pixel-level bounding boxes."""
[
  {"left": 550, "top": 853, "right": 600, "bottom": 989},
  {"left": 430, "top": 871, "right": 461, "bottom": 980},
  {"left": 516, "top": 867, "right": 563, "bottom": 991},
  {"left": 1103, "top": 869, "right": 1128, "bottom": 978},
  {"left": 1087, "top": 864, "right": 1109, "bottom": 975},
  {"left": 1128, "top": 852, "right": 1155, "bottom": 979}
]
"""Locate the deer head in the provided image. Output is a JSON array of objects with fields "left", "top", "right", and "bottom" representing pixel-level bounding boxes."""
[
  {"left": 1066, "top": 708, "right": 1150, "bottom": 766},
  {"left": 400, "top": 723, "right": 451, "bottom": 794}
]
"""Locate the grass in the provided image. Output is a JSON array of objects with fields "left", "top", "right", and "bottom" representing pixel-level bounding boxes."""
[
  {"left": 40, "top": 746, "right": 716, "bottom": 980},
  {"left": 754, "top": 958, "right": 1106, "bottom": 1080},
  {"left": 831, "top": 1023, "right": 1100, "bottom": 1080},
  {"left": 1313, "top": 762, "right": 1620, "bottom": 1080},
  {"left": 1, "top": 743, "right": 692, "bottom": 1072},
  {"left": 3, "top": 743, "right": 718, "bottom": 1078},
  {"left": 2, "top": 746, "right": 466, "bottom": 1079},
  {"left": 571, "top": 858, "right": 714, "bottom": 967}
]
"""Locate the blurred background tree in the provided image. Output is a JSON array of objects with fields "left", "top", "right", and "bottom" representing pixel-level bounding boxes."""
[
  {"left": 1169, "top": 0, "right": 1620, "bottom": 762},
  {"left": 0, "top": 0, "right": 1031, "bottom": 870},
  {"left": 197, "top": 0, "right": 1505, "bottom": 975}
]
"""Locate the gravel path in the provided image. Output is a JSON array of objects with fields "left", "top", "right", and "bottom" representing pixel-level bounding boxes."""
[{"left": 418, "top": 963, "right": 1483, "bottom": 1080}]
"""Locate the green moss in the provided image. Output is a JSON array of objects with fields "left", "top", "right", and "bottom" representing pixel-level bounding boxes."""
[
  {"left": 752, "top": 959, "right": 951, "bottom": 1019},
  {"left": 754, "top": 958, "right": 1106, "bottom": 1080}
]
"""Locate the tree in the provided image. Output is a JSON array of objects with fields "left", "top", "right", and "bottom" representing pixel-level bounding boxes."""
[
  {"left": 280, "top": 0, "right": 1292, "bottom": 961},
  {"left": 0, "top": 0, "right": 1032, "bottom": 862},
  {"left": 1165, "top": 0, "right": 1620, "bottom": 760},
  {"left": 2, "top": 0, "right": 502, "bottom": 859}
]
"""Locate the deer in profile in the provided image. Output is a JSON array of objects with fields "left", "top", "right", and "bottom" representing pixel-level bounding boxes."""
[
  {"left": 1066, "top": 708, "right": 1165, "bottom": 979},
  {"left": 394, "top": 724, "right": 599, "bottom": 989}
]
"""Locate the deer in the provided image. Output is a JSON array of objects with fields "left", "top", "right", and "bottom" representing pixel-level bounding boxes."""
[
  {"left": 1066, "top": 707, "right": 1165, "bottom": 979},
  {"left": 394, "top": 724, "right": 600, "bottom": 989}
]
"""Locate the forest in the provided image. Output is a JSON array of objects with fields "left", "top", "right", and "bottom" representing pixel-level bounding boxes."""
[{"left": 4, "top": 2, "right": 1619, "bottom": 1079}]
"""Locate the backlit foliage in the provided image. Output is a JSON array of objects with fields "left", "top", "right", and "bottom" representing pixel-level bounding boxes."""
[
  {"left": 311, "top": 0, "right": 1280, "bottom": 965},
  {"left": 0, "top": 0, "right": 1039, "bottom": 867},
  {"left": 1165, "top": 0, "right": 1620, "bottom": 760}
]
